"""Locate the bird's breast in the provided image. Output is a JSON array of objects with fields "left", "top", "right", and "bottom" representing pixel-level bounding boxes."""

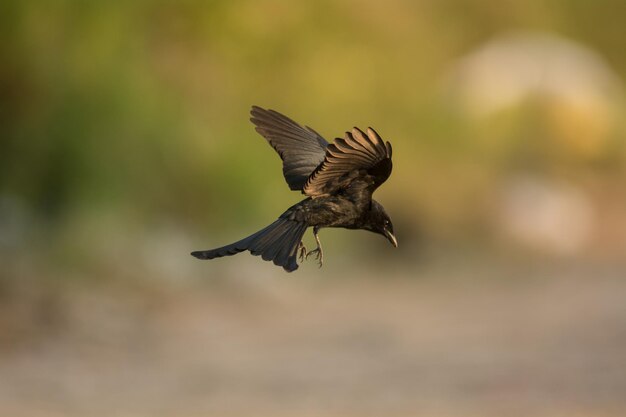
[{"left": 301, "top": 196, "right": 363, "bottom": 228}]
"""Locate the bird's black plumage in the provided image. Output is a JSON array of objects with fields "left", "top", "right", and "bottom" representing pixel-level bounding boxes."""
[{"left": 191, "top": 106, "right": 397, "bottom": 272}]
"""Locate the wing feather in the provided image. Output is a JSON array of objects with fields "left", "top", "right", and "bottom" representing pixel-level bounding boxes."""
[
  {"left": 303, "top": 127, "right": 393, "bottom": 197},
  {"left": 250, "top": 106, "right": 329, "bottom": 191}
]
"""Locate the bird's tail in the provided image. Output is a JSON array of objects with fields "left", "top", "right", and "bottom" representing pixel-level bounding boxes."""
[{"left": 191, "top": 218, "right": 308, "bottom": 272}]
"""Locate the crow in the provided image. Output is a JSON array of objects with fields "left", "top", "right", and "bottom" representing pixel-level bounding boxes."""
[{"left": 191, "top": 106, "right": 396, "bottom": 272}]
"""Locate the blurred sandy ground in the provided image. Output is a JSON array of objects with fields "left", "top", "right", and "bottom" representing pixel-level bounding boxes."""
[
  {"left": 2, "top": 1, "right": 626, "bottom": 416},
  {"left": 1, "top": 258, "right": 625, "bottom": 417}
]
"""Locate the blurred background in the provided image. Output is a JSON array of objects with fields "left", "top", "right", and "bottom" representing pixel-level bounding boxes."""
[{"left": 1, "top": 1, "right": 625, "bottom": 416}]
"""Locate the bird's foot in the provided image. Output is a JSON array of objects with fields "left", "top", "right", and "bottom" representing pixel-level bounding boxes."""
[
  {"left": 298, "top": 242, "right": 308, "bottom": 263},
  {"left": 305, "top": 247, "right": 323, "bottom": 268}
]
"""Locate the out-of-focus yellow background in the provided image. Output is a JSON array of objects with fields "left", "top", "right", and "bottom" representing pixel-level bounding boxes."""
[{"left": 2, "top": 1, "right": 625, "bottom": 416}]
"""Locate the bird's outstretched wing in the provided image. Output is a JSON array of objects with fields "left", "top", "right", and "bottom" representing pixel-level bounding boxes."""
[
  {"left": 303, "top": 127, "right": 392, "bottom": 198},
  {"left": 250, "top": 106, "right": 329, "bottom": 191}
]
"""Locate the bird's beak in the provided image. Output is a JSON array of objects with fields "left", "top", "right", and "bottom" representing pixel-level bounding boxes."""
[{"left": 384, "top": 229, "right": 398, "bottom": 248}]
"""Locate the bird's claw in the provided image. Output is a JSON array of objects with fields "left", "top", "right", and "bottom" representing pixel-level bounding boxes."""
[
  {"left": 305, "top": 248, "right": 323, "bottom": 268},
  {"left": 298, "top": 242, "right": 308, "bottom": 263}
]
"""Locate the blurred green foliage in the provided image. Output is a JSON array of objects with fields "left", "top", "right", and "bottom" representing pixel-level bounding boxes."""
[{"left": 2, "top": 0, "right": 625, "bottom": 273}]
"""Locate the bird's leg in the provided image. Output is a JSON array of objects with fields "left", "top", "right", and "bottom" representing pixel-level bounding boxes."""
[
  {"left": 298, "top": 241, "right": 308, "bottom": 262},
  {"left": 305, "top": 226, "right": 323, "bottom": 268}
]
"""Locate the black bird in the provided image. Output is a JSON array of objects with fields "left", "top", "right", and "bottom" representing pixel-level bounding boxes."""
[{"left": 191, "top": 106, "right": 397, "bottom": 272}]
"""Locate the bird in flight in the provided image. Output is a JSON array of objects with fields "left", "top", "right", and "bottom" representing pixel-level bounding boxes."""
[{"left": 191, "top": 106, "right": 396, "bottom": 272}]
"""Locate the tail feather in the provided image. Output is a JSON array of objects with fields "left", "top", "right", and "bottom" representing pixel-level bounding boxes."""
[
  {"left": 250, "top": 220, "right": 289, "bottom": 257},
  {"left": 259, "top": 222, "right": 291, "bottom": 261},
  {"left": 191, "top": 219, "right": 307, "bottom": 272},
  {"left": 275, "top": 222, "right": 306, "bottom": 268}
]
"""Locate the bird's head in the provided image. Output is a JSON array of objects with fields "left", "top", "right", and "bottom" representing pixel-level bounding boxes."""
[{"left": 366, "top": 200, "right": 398, "bottom": 248}]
